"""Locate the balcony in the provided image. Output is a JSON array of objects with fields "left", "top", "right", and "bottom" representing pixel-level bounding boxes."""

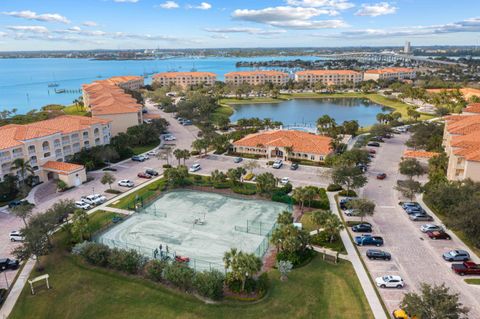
[
  {"left": 62, "top": 140, "right": 70, "bottom": 146},
  {"left": 0, "top": 156, "right": 12, "bottom": 164},
  {"left": 12, "top": 152, "right": 24, "bottom": 159}
]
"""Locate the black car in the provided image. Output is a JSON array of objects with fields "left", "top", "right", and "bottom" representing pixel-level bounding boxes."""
[
  {"left": 102, "top": 167, "right": 117, "bottom": 172},
  {"left": 370, "top": 136, "right": 384, "bottom": 142},
  {"left": 290, "top": 163, "right": 299, "bottom": 170},
  {"left": 0, "top": 258, "right": 19, "bottom": 271},
  {"left": 8, "top": 200, "right": 30, "bottom": 209},
  {"left": 145, "top": 169, "right": 159, "bottom": 176},
  {"left": 367, "top": 142, "right": 380, "bottom": 147},
  {"left": 352, "top": 223, "right": 373, "bottom": 233},
  {"left": 339, "top": 198, "right": 352, "bottom": 210},
  {"left": 366, "top": 249, "right": 391, "bottom": 261}
]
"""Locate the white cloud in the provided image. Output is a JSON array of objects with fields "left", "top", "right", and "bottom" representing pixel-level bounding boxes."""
[
  {"left": 0, "top": 32, "right": 7, "bottom": 38},
  {"left": 7, "top": 25, "right": 49, "bottom": 33},
  {"left": 285, "top": 0, "right": 354, "bottom": 10},
  {"left": 232, "top": 6, "right": 346, "bottom": 29},
  {"left": 82, "top": 21, "right": 98, "bottom": 27},
  {"left": 322, "top": 17, "right": 480, "bottom": 38},
  {"left": 2, "top": 10, "right": 70, "bottom": 24},
  {"left": 158, "top": 1, "right": 179, "bottom": 9},
  {"left": 355, "top": 2, "right": 397, "bottom": 17},
  {"left": 54, "top": 27, "right": 107, "bottom": 37},
  {"left": 205, "top": 27, "right": 286, "bottom": 35},
  {"left": 188, "top": 2, "right": 212, "bottom": 10},
  {"left": 210, "top": 34, "right": 229, "bottom": 39}
]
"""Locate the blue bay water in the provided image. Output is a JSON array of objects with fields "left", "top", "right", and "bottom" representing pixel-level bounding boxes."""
[{"left": 0, "top": 56, "right": 320, "bottom": 113}]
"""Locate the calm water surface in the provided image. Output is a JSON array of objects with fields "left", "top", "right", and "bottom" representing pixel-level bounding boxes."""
[
  {"left": 229, "top": 98, "right": 389, "bottom": 127},
  {"left": 0, "top": 56, "right": 321, "bottom": 113}
]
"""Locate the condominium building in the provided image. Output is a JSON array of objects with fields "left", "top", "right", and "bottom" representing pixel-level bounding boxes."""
[
  {"left": 363, "top": 67, "right": 416, "bottom": 82},
  {"left": 152, "top": 72, "right": 217, "bottom": 88},
  {"left": 224, "top": 71, "right": 289, "bottom": 86},
  {"left": 0, "top": 115, "right": 111, "bottom": 187},
  {"left": 82, "top": 76, "right": 144, "bottom": 136},
  {"left": 295, "top": 70, "right": 363, "bottom": 86},
  {"left": 443, "top": 113, "right": 480, "bottom": 182},
  {"left": 232, "top": 130, "right": 332, "bottom": 162}
]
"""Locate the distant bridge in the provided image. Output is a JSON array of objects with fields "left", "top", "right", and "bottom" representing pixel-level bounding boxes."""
[{"left": 316, "top": 52, "right": 466, "bottom": 67}]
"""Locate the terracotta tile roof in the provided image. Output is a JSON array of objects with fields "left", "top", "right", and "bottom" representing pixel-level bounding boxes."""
[
  {"left": 296, "top": 70, "right": 360, "bottom": 76},
  {"left": 42, "top": 161, "right": 84, "bottom": 174},
  {"left": 365, "top": 67, "right": 415, "bottom": 74},
  {"left": 153, "top": 72, "right": 216, "bottom": 79},
  {"left": 445, "top": 114, "right": 480, "bottom": 162},
  {"left": 0, "top": 116, "right": 110, "bottom": 151},
  {"left": 225, "top": 71, "right": 288, "bottom": 77},
  {"left": 103, "top": 76, "right": 143, "bottom": 85},
  {"left": 464, "top": 103, "right": 480, "bottom": 114},
  {"left": 233, "top": 130, "right": 332, "bottom": 155},
  {"left": 403, "top": 150, "right": 440, "bottom": 159}
]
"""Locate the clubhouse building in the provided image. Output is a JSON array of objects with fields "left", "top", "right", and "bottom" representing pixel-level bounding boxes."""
[{"left": 232, "top": 130, "right": 332, "bottom": 162}]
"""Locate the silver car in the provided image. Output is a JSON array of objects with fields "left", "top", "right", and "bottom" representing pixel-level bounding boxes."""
[
  {"left": 420, "top": 224, "right": 442, "bottom": 233},
  {"left": 442, "top": 250, "right": 470, "bottom": 262}
]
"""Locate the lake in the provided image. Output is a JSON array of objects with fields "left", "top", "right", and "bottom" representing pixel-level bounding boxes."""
[
  {"left": 229, "top": 98, "right": 389, "bottom": 127},
  {"left": 0, "top": 56, "right": 322, "bottom": 113}
]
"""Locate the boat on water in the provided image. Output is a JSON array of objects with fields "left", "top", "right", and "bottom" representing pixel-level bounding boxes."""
[
  {"left": 54, "top": 88, "right": 66, "bottom": 94},
  {"left": 48, "top": 82, "right": 59, "bottom": 87}
]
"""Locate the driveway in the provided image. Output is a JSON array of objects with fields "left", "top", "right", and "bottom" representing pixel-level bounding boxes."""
[{"left": 345, "top": 133, "right": 480, "bottom": 316}]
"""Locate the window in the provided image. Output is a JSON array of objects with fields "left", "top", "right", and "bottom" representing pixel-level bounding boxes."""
[
  {"left": 28, "top": 145, "right": 36, "bottom": 154},
  {"left": 43, "top": 152, "right": 51, "bottom": 158},
  {"left": 42, "top": 141, "right": 50, "bottom": 151}
]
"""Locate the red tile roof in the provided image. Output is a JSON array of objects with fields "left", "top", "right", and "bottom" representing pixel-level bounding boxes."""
[
  {"left": 233, "top": 130, "right": 332, "bottom": 155},
  {"left": 403, "top": 150, "right": 440, "bottom": 159},
  {"left": 296, "top": 70, "right": 360, "bottom": 76},
  {"left": 42, "top": 161, "right": 84, "bottom": 174},
  {"left": 153, "top": 72, "right": 216, "bottom": 79},
  {"left": 365, "top": 67, "right": 415, "bottom": 74},
  {"left": 463, "top": 103, "right": 480, "bottom": 114},
  {"left": 225, "top": 71, "right": 288, "bottom": 77},
  {"left": 445, "top": 114, "right": 480, "bottom": 162}
]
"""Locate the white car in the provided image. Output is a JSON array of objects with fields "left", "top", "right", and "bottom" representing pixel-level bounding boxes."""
[
  {"left": 82, "top": 194, "right": 105, "bottom": 206},
  {"left": 189, "top": 163, "right": 201, "bottom": 172},
  {"left": 75, "top": 201, "right": 91, "bottom": 210},
  {"left": 280, "top": 177, "right": 289, "bottom": 185},
  {"left": 375, "top": 275, "right": 404, "bottom": 289},
  {"left": 118, "top": 179, "right": 134, "bottom": 187},
  {"left": 272, "top": 159, "right": 283, "bottom": 169},
  {"left": 9, "top": 231, "right": 24, "bottom": 242},
  {"left": 163, "top": 135, "right": 176, "bottom": 141},
  {"left": 147, "top": 150, "right": 158, "bottom": 156},
  {"left": 420, "top": 224, "right": 443, "bottom": 233},
  {"left": 143, "top": 154, "right": 150, "bottom": 160},
  {"left": 80, "top": 196, "right": 96, "bottom": 206}
]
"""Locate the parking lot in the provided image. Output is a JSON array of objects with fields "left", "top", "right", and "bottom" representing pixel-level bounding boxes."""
[{"left": 344, "top": 133, "right": 480, "bottom": 316}]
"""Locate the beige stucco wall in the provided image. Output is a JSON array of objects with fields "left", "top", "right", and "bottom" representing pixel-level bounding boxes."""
[
  {"left": 233, "top": 145, "right": 329, "bottom": 162},
  {"left": 95, "top": 112, "right": 141, "bottom": 136},
  {"left": 58, "top": 169, "right": 87, "bottom": 187}
]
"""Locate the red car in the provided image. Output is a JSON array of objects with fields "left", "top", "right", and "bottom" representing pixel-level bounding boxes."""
[
  {"left": 175, "top": 256, "right": 190, "bottom": 263},
  {"left": 452, "top": 261, "right": 480, "bottom": 276},
  {"left": 426, "top": 230, "right": 451, "bottom": 240},
  {"left": 137, "top": 172, "right": 152, "bottom": 179},
  {"left": 368, "top": 149, "right": 377, "bottom": 154},
  {"left": 377, "top": 173, "right": 387, "bottom": 180}
]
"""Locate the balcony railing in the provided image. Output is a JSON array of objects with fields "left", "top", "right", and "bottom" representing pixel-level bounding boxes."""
[{"left": 0, "top": 156, "right": 12, "bottom": 164}]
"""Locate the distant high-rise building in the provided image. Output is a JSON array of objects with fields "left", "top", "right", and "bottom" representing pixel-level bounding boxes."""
[{"left": 404, "top": 41, "right": 411, "bottom": 54}]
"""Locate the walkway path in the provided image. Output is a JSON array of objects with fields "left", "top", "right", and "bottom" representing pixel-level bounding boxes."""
[
  {"left": 101, "top": 206, "right": 135, "bottom": 216},
  {"left": 0, "top": 258, "right": 35, "bottom": 319},
  {"left": 327, "top": 192, "right": 388, "bottom": 319}
]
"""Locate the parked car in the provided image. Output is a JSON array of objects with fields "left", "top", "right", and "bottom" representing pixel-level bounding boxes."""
[
  {"left": 375, "top": 275, "right": 404, "bottom": 288},
  {"left": 175, "top": 256, "right": 190, "bottom": 263},
  {"left": 280, "top": 177, "right": 290, "bottom": 185},
  {"left": 401, "top": 202, "right": 421, "bottom": 210},
  {"left": 290, "top": 163, "right": 299, "bottom": 170},
  {"left": 339, "top": 197, "right": 353, "bottom": 210},
  {"left": 80, "top": 195, "right": 104, "bottom": 206},
  {"left": 272, "top": 159, "right": 283, "bottom": 169},
  {"left": 145, "top": 169, "right": 159, "bottom": 176},
  {"left": 182, "top": 120, "right": 193, "bottom": 126},
  {"left": 368, "top": 149, "right": 376, "bottom": 154},
  {"left": 8, "top": 200, "right": 30, "bottom": 209},
  {"left": 443, "top": 250, "right": 470, "bottom": 262},
  {"left": 344, "top": 209, "right": 359, "bottom": 217},
  {"left": 367, "top": 142, "right": 380, "bottom": 147},
  {"left": 376, "top": 173, "right": 387, "bottom": 180},
  {"left": 371, "top": 136, "right": 384, "bottom": 142},
  {"left": 102, "top": 166, "right": 117, "bottom": 172},
  {"left": 451, "top": 261, "right": 480, "bottom": 276},
  {"left": 351, "top": 223, "right": 372, "bottom": 233},
  {"left": 147, "top": 150, "right": 158, "bottom": 156},
  {"left": 75, "top": 201, "right": 91, "bottom": 210},
  {"left": 118, "top": 179, "right": 134, "bottom": 187},
  {"left": 9, "top": 231, "right": 24, "bottom": 242},
  {"left": 143, "top": 154, "right": 150, "bottom": 160},
  {"left": 80, "top": 197, "right": 95, "bottom": 206},
  {"left": 189, "top": 163, "right": 201, "bottom": 172},
  {"left": 0, "top": 258, "right": 19, "bottom": 271},
  {"left": 163, "top": 134, "right": 176, "bottom": 141},
  {"left": 137, "top": 172, "right": 152, "bottom": 179},
  {"left": 357, "top": 163, "right": 368, "bottom": 172},
  {"left": 233, "top": 157, "right": 243, "bottom": 163},
  {"left": 420, "top": 224, "right": 443, "bottom": 233},
  {"left": 131, "top": 155, "right": 146, "bottom": 162},
  {"left": 354, "top": 234, "right": 384, "bottom": 246},
  {"left": 409, "top": 213, "right": 434, "bottom": 221},
  {"left": 393, "top": 309, "right": 416, "bottom": 319},
  {"left": 426, "top": 230, "right": 451, "bottom": 240},
  {"left": 404, "top": 207, "right": 425, "bottom": 215},
  {"left": 366, "top": 249, "right": 391, "bottom": 261}
]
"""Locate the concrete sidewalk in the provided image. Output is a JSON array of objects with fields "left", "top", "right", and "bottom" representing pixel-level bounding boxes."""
[{"left": 327, "top": 192, "right": 388, "bottom": 319}]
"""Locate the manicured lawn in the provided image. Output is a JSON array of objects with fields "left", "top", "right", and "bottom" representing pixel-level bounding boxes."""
[
  {"left": 62, "top": 104, "right": 89, "bottom": 116},
  {"left": 110, "top": 178, "right": 167, "bottom": 210},
  {"left": 220, "top": 97, "right": 286, "bottom": 105},
  {"left": 10, "top": 252, "right": 373, "bottom": 319},
  {"left": 132, "top": 142, "right": 159, "bottom": 155},
  {"left": 210, "top": 104, "right": 234, "bottom": 124},
  {"left": 465, "top": 279, "right": 480, "bottom": 285}
]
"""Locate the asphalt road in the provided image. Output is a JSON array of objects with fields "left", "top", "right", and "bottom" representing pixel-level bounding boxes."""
[{"left": 344, "top": 133, "right": 480, "bottom": 316}]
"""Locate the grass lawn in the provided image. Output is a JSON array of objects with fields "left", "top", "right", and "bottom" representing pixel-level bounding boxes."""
[
  {"left": 210, "top": 104, "right": 234, "bottom": 125},
  {"left": 132, "top": 142, "right": 160, "bottom": 155},
  {"left": 465, "top": 279, "right": 480, "bottom": 285},
  {"left": 62, "top": 104, "right": 89, "bottom": 116},
  {"left": 300, "top": 213, "right": 347, "bottom": 254},
  {"left": 10, "top": 251, "right": 373, "bottom": 319},
  {"left": 110, "top": 178, "right": 167, "bottom": 210}
]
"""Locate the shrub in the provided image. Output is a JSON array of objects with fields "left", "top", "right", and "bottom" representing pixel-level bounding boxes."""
[
  {"left": 162, "top": 164, "right": 172, "bottom": 169},
  {"left": 57, "top": 180, "right": 68, "bottom": 192},
  {"left": 310, "top": 231, "right": 331, "bottom": 246},
  {"left": 108, "top": 248, "right": 146, "bottom": 274},
  {"left": 280, "top": 182, "right": 293, "bottom": 194},
  {"left": 190, "top": 150, "right": 200, "bottom": 156},
  {"left": 327, "top": 184, "right": 343, "bottom": 192},
  {"left": 256, "top": 273, "right": 269, "bottom": 295},
  {"left": 271, "top": 192, "right": 292, "bottom": 204},
  {"left": 144, "top": 259, "right": 168, "bottom": 282},
  {"left": 193, "top": 269, "right": 225, "bottom": 300},
  {"left": 78, "top": 242, "right": 111, "bottom": 267},
  {"left": 226, "top": 274, "right": 257, "bottom": 294},
  {"left": 163, "top": 262, "right": 195, "bottom": 291},
  {"left": 193, "top": 175, "right": 202, "bottom": 182},
  {"left": 231, "top": 185, "right": 257, "bottom": 195},
  {"left": 338, "top": 190, "right": 357, "bottom": 197},
  {"left": 105, "top": 189, "right": 122, "bottom": 194},
  {"left": 276, "top": 248, "right": 314, "bottom": 267},
  {"left": 267, "top": 161, "right": 274, "bottom": 166}
]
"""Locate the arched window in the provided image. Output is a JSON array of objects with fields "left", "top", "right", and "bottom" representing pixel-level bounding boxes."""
[{"left": 42, "top": 141, "right": 50, "bottom": 151}]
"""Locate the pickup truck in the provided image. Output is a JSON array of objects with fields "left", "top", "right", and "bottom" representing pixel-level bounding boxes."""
[
  {"left": 451, "top": 261, "right": 480, "bottom": 276},
  {"left": 354, "top": 234, "right": 384, "bottom": 247}
]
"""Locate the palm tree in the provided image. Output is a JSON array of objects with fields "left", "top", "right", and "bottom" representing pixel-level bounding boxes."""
[
  {"left": 323, "top": 214, "right": 344, "bottom": 243},
  {"left": 11, "top": 204, "right": 33, "bottom": 227},
  {"left": 310, "top": 210, "right": 330, "bottom": 235},
  {"left": 181, "top": 149, "right": 190, "bottom": 165},
  {"left": 173, "top": 149, "right": 182, "bottom": 166},
  {"left": 283, "top": 145, "right": 294, "bottom": 161},
  {"left": 277, "top": 210, "right": 293, "bottom": 225},
  {"left": 303, "top": 186, "right": 319, "bottom": 208},
  {"left": 11, "top": 158, "right": 34, "bottom": 192},
  {"left": 292, "top": 187, "right": 307, "bottom": 213}
]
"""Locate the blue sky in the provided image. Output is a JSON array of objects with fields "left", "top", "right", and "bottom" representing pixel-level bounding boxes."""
[{"left": 0, "top": 0, "right": 479, "bottom": 50}]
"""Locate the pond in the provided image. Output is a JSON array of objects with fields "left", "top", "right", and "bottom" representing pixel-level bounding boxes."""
[{"left": 229, "top": 98, "right": 391, "bottom": 127}]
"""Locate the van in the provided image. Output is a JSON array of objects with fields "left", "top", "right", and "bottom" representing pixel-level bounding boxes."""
[{"left": 189, "top": 163, "right": 201, "bottom": 172}]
